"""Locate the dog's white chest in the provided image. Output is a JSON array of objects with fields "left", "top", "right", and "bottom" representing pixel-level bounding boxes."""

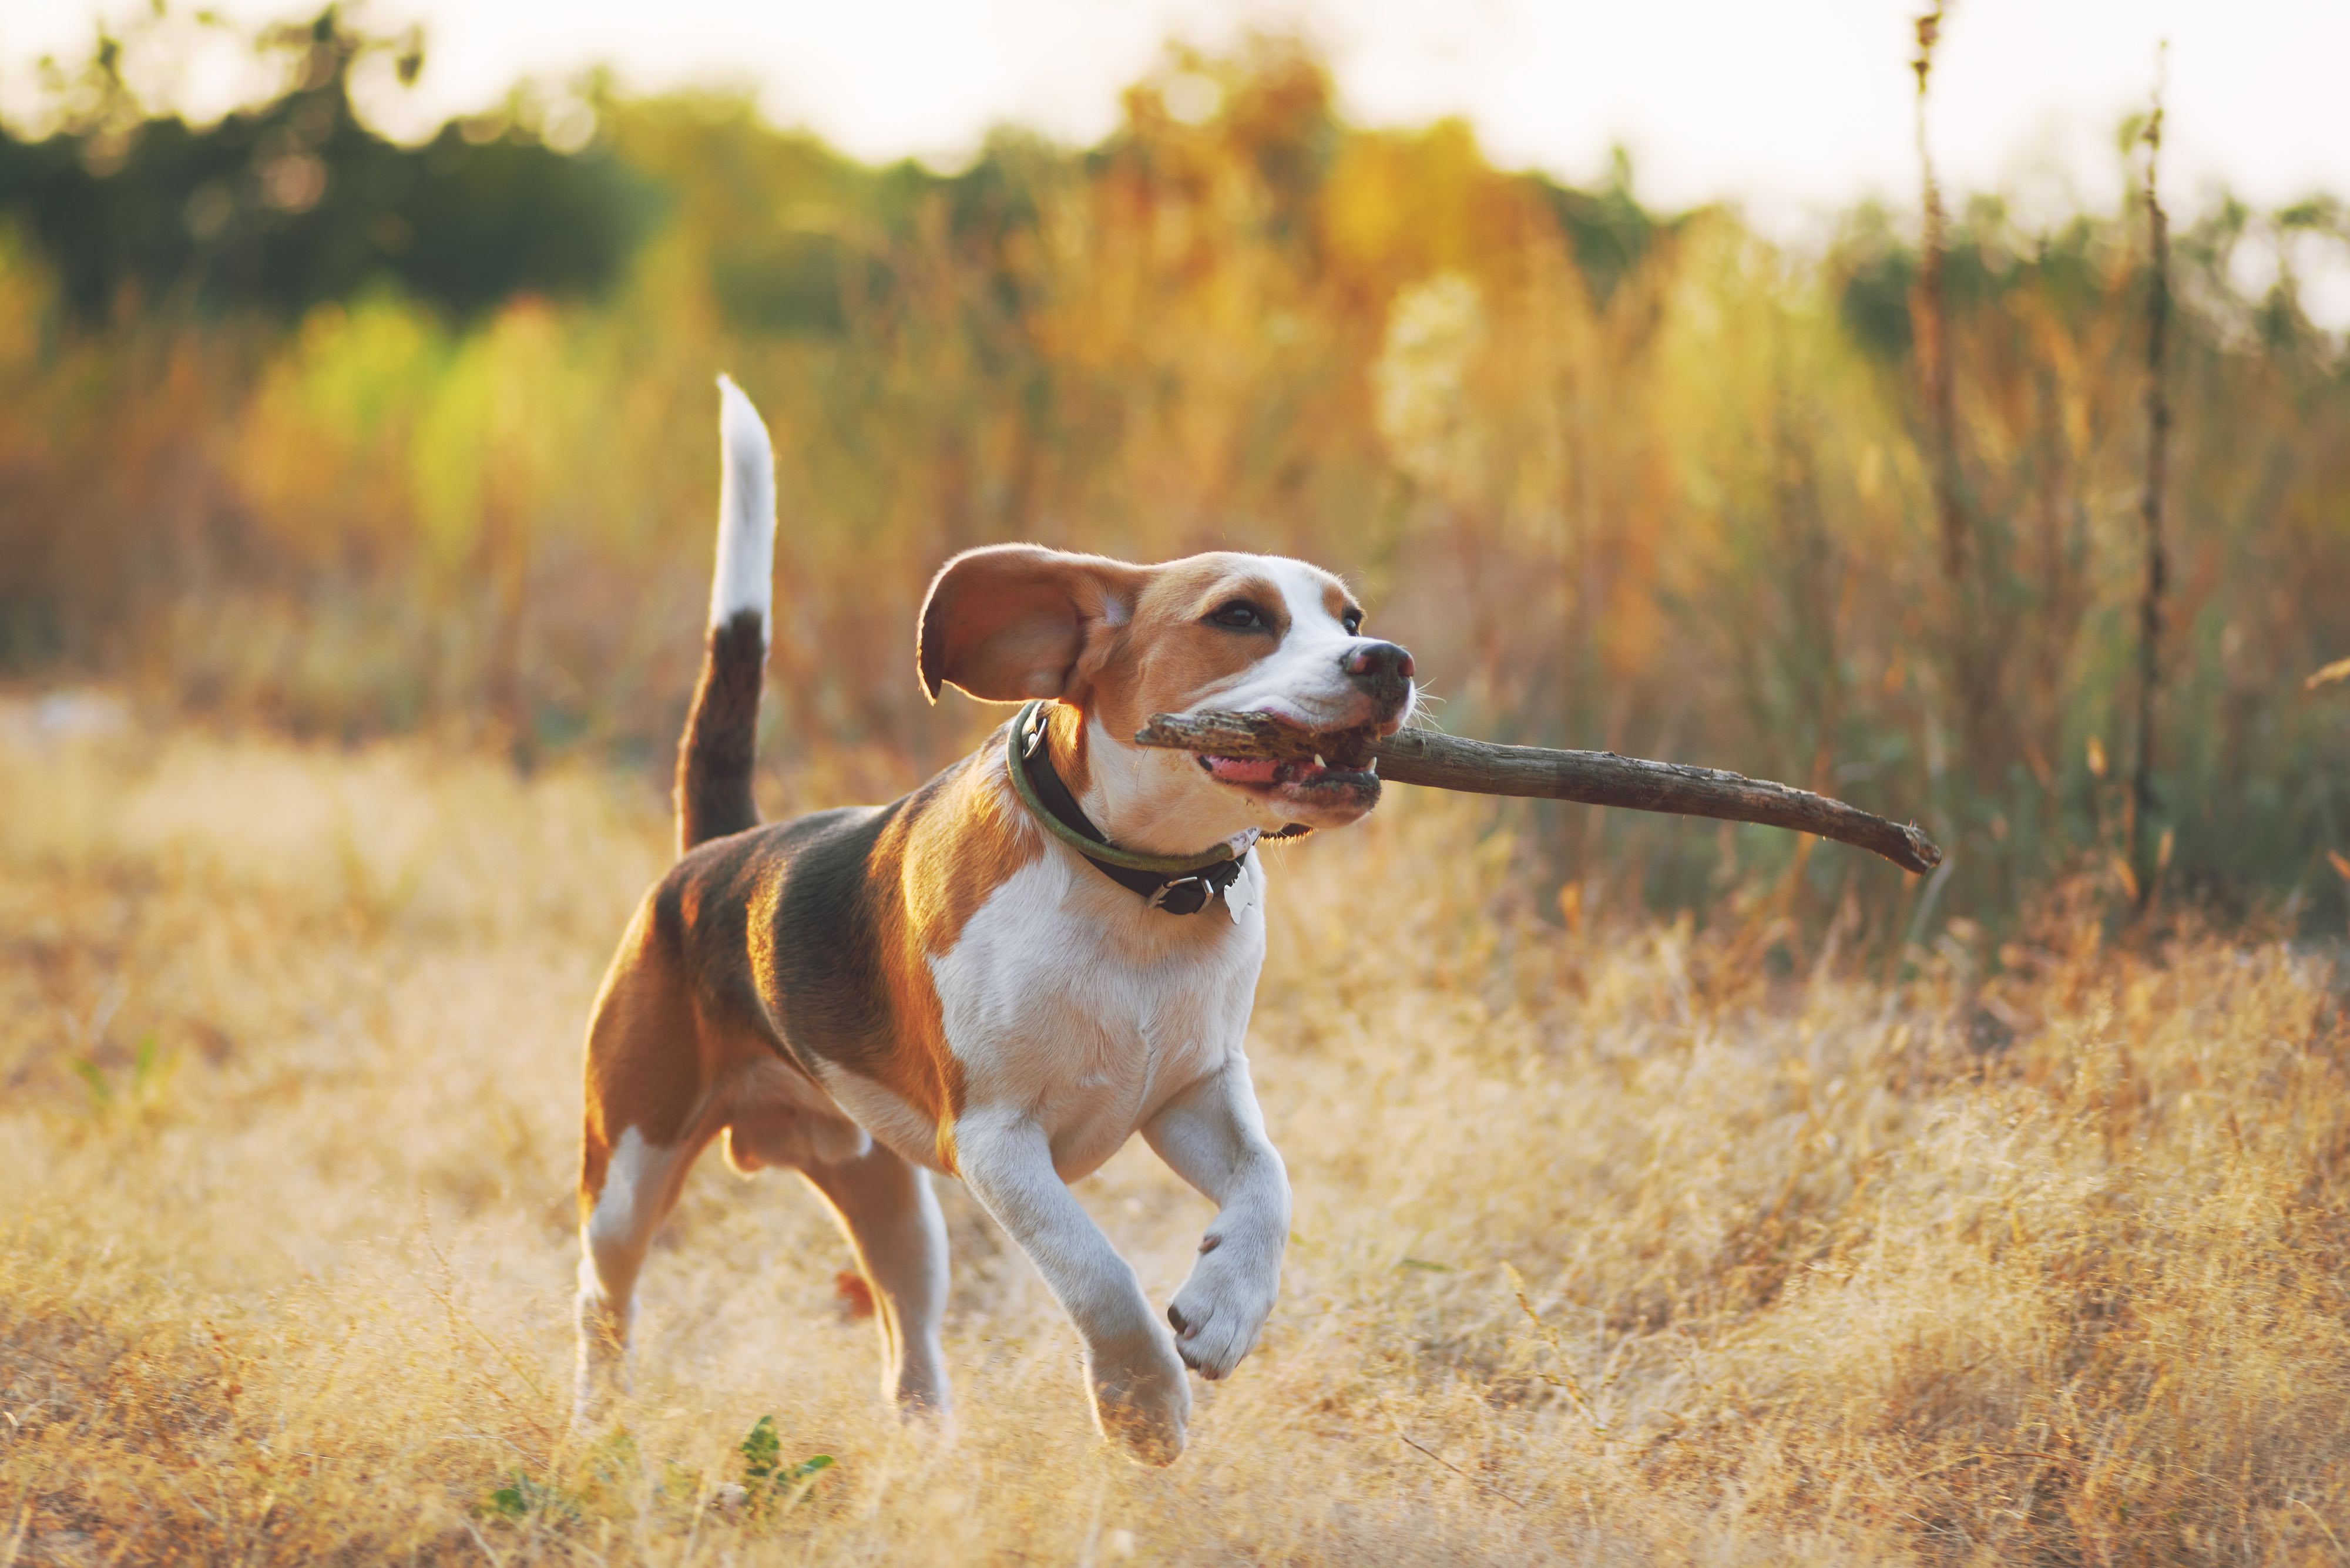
[{"left": 931, "top": 852, "right": 1266, "bottom": 1179}]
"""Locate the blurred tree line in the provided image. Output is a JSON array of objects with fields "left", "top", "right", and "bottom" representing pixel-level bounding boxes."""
[
  {"left": 0, "top": 9, "right": 653, "bottom": 323},
  {"left": 1, "top": 6, "right": 2345, "bottom": 942}
]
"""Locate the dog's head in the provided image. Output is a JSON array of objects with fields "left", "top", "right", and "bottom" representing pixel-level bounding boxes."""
[{"left": 918, "top": 546, "right": 1415, "bottom": 847}]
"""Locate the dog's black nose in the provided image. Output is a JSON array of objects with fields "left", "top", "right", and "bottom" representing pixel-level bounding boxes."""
[{"left": 1341, "top": 641, "right": 1414, "bottom": 683}]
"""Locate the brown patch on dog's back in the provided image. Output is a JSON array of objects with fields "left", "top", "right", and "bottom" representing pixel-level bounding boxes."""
[{"left": 597, "top": 726, "right": 1049, "bottom": 1178}]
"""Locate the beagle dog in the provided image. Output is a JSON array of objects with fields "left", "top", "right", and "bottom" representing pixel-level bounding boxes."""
[{"left": 573, "top": 379, "right": 1415, "bottom": 1464}]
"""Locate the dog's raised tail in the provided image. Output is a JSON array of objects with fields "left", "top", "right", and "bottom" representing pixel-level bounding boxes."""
[{"left": 674, "top": 375, "right": 777, "bottom": 854}]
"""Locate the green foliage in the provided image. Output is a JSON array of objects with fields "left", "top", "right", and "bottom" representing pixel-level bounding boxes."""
[
  {"left": 484, "top": 1470, "right": 582, "bottom": 1525},
  {"left": 1533, "top": 146, "right": 1667, "bottom": 305},
  {"left": 72, "top": 1034, "right": 172, "bottom": 1119},
  {"left": 1, "top": 13, "right": 2345, "bottom": 938},
  {"left": 0, "top": 8, "right": 657, "bottom": 324},
  {"left": 737, "top": 1414, "right": 834, "bottom": 1509}
]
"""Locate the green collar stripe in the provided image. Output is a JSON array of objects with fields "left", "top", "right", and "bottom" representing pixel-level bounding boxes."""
[{"left": 1005, "top": 701, "right": 1241, "bottom": 877}]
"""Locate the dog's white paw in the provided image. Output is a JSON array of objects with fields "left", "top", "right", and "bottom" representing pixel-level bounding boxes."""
[
  {"left": 572, "top": 1373, "right": 627, "bottom": 1434},
  {"left": 573, "top": 1285, "right": 634, "bottom": 1432},
  {"left": 1165, "top": 1233, "right": 1281, "bottom": 1381},
  {"left": 1085, "top": 1326, "right": 1191, "bottom": 1466}
]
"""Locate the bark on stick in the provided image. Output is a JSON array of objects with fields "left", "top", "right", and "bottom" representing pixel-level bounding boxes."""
[{"left": 1133, "top": 711, "right": 1945, "bottom": 876}]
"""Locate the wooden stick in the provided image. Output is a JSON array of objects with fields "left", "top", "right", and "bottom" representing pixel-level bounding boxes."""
[{"left": 1132, "top": 711, "right": 1945, "bottom": 875}]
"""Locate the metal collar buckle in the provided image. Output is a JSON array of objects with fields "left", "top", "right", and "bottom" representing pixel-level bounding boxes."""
[{"left": 1147, "top": 875, "right": 1213, "bottom": 915}]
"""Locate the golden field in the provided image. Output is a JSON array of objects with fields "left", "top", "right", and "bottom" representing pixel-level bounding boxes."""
[
  {"left": 6, "top": 12, "right": 2350, "bottom": 1564},
  {"left": 4, "top": 702, "right": 2347, "bottom": 1566}
]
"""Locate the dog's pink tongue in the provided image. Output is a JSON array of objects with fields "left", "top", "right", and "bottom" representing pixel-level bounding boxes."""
[{"left": 1204, "top": 755, "right": 1281, "bottom": 785}]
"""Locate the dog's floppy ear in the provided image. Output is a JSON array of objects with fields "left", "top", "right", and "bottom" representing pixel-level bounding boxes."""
[{"left": 917, "top": 545, "right": 1150, "bottom": 703}]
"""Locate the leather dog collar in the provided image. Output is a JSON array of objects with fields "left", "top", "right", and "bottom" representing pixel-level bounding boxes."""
[{"left": 1005, "top": 700, "right": 1248, "bottom": 915}]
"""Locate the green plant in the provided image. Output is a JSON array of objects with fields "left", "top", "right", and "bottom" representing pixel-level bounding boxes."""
[
  {"left": 71, "top": 1033, "right": 173, "bottom": 1120},
  {"left": 485, "top": 1470, "right": 580, "bottom": 1525},
  {"left": 737, "top": 1415, "right": 834, "bottom": 1511}
]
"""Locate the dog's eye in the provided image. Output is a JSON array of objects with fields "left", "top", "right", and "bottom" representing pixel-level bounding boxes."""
[
  {"left": 1341, "top": 608, "right": 1364, "bottom": 635},
  {"left": 1207, "top": 601, "right": 1268, "bottom": 631}
]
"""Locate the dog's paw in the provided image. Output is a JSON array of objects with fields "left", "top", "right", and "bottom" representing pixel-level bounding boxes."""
[
  {"left": 892, "top": 1374, "right": 955, "bottom": 1425},
  {"left": 1165, "top": 1232, "right": 1281, "bottom": 1381},
  {"left": 572, "top": 1364, "right": 630, "bottom": 1435},
  {"left": 572, "top": 1384, "right": 629, "bottom": 1436},
  {"left": 573, "top": 1287, "right": 635, "bottom": 1432},
  {"left": 1085, "top": 1328, "right": 1191, "bottom": 1466}
]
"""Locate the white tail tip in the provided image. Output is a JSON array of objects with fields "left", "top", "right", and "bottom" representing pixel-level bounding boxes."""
[{"left": 710, "top": 374, "right": 777, "bottom": 636}]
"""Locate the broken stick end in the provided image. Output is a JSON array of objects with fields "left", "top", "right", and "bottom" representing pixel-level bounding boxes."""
[{"left": 1898, "top": 827, "right": 1946, "bottom": 876}]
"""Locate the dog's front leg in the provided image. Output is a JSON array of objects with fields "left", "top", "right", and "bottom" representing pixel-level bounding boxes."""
[
  {"left": 1143, "top": 1057, "right": 1291, "bottom": 1381},
  {"left": 955, "top": 1108, "right": 1190, "bottom": 1465}
]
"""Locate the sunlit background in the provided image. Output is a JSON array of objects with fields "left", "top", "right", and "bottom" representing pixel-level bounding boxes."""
[
  {"left": 12, "top": 0, "right": 2350, "bottom": 318},
  {"left": 1, "top": 0, "right": 2346, "bottom": 929},
  {"left": 11, "top": 8, "right": 2350, "bottom": 1564}
]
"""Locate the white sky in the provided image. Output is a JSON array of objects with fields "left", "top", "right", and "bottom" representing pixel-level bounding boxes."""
[{"left": 8, "top": 0, "right": 2349, "bottom": 315}]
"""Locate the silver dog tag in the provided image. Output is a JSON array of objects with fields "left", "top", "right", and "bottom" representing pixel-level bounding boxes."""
[{"left": 1225, "top": 860, "right": 1258, "bottom": 926}]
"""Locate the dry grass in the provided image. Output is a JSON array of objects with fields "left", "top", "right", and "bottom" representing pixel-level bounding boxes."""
[{"left": 4, "top": 701, "right": 2349, "bottom": 1566}]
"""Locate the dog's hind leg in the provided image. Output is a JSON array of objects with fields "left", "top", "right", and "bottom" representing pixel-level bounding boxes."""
[
  {"left": 800, "top": 1144, "right": 952, "bottom": 1416},
  {"left": 575, "top": 1126, "right": 699, "bottom": 1426},
  {"left": 575, "top": 905, "right": 709, "bottom": 1428}
]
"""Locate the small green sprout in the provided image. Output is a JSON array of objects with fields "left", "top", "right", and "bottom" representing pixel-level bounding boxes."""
[
  {"left": 485, "top": 1471, "right": 578, "bottom": 1523},
  {"left": 73, "top": 1033, "right": 172, "bottom": 1118},
  {"left": 737, "top": 1415, "right": 834, "bottom": 1510}
]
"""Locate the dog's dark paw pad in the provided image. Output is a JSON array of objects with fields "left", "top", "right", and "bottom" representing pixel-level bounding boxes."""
[{"left": 1167, "top": 1302, "right": 1191, "bottom": 1335}]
